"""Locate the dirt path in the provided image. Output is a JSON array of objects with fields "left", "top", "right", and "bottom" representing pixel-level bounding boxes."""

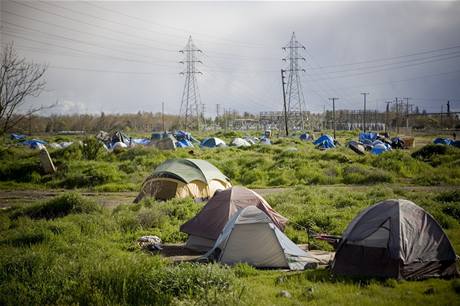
[{"left": 0, "top": 185, "right": 457, "bottom": 209}]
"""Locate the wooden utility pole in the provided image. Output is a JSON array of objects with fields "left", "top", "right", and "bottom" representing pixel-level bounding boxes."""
[
  {"left": 281, "top": 69, "right": 289, "bottom": 136},
  {"left": 361, "top": 93, "right": 369, "bottom": 132},
  {"left": 329, "top": 98, "right": 338, "bottom": 139},
  {"left": 385, "top": 101, "right": 392, "bottom": 133},
  {"left": 162, "top": 102, "right": 165, "bottom": 132},
  {"left": 404, "top": 97, "right": 410, "bottom": 132},
  {"left": 396, "top": 102, "right": 399, "bottom": 134}
]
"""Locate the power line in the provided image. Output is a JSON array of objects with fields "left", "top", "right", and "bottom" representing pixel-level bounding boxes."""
[
  {"left": 308, "top": 44, "right": 460, "bottom": 70},
  {"left": 82, "top": 0, "right": 274, "bottom": 49}
]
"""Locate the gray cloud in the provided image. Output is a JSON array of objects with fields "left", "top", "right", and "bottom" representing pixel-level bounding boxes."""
[{"left": 2, "top": 1, "right": 460, "bottom": 116}]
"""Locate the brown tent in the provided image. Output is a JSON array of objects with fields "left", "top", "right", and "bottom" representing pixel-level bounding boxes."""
[
  {"left": 180, "top": 186, "right": 288, "bottom": 252},
  {"left": 332, "top": 199, "right": 459, "bottom": 279}
]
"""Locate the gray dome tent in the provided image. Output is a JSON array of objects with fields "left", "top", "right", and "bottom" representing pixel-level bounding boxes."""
[
  {"left": 203, "top": 206, "right": 320, "bottom": 270},
  {"left": 332, "top": 199, "right": 459, "bottom": 279}
]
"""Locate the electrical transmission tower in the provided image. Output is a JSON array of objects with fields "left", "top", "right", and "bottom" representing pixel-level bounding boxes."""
[
  {"left": 282, "top": 32, "right": 307, "bottom": 131},
  {"left": 179, "top": 36, "right": 202, "bottom": 131}
]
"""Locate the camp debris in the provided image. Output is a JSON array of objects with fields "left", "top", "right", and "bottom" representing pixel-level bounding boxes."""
[
  {"left": 39, "top": 147, "right": 56, "bottom": 174},
  {"left": 134, "top": 158, "right": 231, "bottom": 203},
  {"left": 347, "top": 141, "right": 366, "bottom": 155},
  {"left": 202, "top": 206, "right": 323, "bottom": 270},
  {"left": 230, "top": 137, "right": 251, "bottom": 147},
  {"left": 180, "top": 186, "right": 287, "bottom": 252},
  {"left": 132, "top": 138, "right": 150, "bottom": 145},
  {"left": 10, "top": 133, "right": 26, "bottom": 140},
  {"left": 299, "top": 133, "right": 312, "bottom": 141},
  {"left": 174, "top": 130, "right": 199, "bottom": 144},
  {"left": 243, "top": 136, "right": 258, "bottom": 145},
  {"left": 138, "top": 235, "right": 162, "bottom": 251},
  {"left": 200, "top": 137, "right": 226, "bottom": 148},
  {"left": 332, "top": 199, "right": 459, "bottom": 280},
  {"left": 112, "top": 142, "right": 128, "bottom": 151},
  {"left": 259, "top": 137, "right": 271, "bottom": 145},
  {"left": 433, "top": 137, "right": 460, "bottom": 147},
  {"left": 22, "top": 139, "right": 47, "bottom": 150},
  {"left": 313, "top": 134, "right": 335, "bottom": 150}
]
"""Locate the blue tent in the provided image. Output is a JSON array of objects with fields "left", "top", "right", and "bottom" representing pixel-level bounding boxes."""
[
  {"left": 359, "top": 132, "right": 378, "bottom": 144},
  {"left": 371, "top": 142, "right": 392, "bottom": 155},
  {"left": 313, "top": 134, "right": 335, "bottom": 149},
  {"left": 200, "top": 137, "right": 226, "bottom": 148},
  {"left": 299, "top": 133, "right": 311, "bottom": 141},
  {"left": 10, "top": 133, "right": 26, "bottom": 140},
  {"left": 433, "top": 138, "right": 453, "bottom": 145},
  {"left": 22, "top": 139, "right": 47, "bottom": 149}
]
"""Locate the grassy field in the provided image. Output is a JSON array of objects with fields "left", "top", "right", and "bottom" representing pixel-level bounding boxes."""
[
  {"left": 0, "top": 131, "right": 459, "bottom": 305},
  {"left": 1, "top": 131, "right": 459, "bottom": 191}
]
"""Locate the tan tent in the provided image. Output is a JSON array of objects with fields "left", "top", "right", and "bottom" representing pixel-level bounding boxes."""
[
  {"left": 134, "top": 159, "right": 231, "bottom": 203},
  {"left": 180, "top": 186, "right": 288, "bottom": 252}
]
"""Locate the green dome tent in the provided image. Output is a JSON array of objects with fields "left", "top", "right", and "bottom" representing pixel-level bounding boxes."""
[{"left": 134, "top": 159, "right": 231, "bottom": 203}]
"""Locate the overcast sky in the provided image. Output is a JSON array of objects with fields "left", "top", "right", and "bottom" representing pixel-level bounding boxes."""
[{"left": 2, "top": 1, "right": 460, "bottom": 116}]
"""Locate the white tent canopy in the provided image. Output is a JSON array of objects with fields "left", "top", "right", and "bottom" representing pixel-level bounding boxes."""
[{"left": 203, "top": 206, "right": 320, "bottom": 270}]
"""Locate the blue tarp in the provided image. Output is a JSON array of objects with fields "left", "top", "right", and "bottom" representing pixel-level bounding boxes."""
[
  {"left": 176, "top": 139, "right": 193, "bottom": 148},
  {"left": 132, "top": 138, "right": 150, "bottom": 145},
  {"left": 22, "top": 139, "right": 47, "bottom": 149},
  {"left": 174, "top": 130, "right": 199, "bottom": 144},
  {"left": 359, "top": 132, "right": 378, "bottom": 143},
  {"left": 299, "top": 133, "right": 311, "bottom": 141},
  {"left": 433, "top": 138, "right": 454, "bottom": 145},
  {"left": 313, "top": 134, "right": 335, "bottom": 149},
  {"left": 10, "top": 133, "right": 26, "bottom": 140}
]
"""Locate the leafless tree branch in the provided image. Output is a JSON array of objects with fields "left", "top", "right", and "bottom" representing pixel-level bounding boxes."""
[{"left": 0, "top": 42, "right": 50, "bottom": 134}]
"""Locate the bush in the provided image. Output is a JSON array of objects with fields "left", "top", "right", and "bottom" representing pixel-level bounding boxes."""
[
  {"left": 0, "top": 159, "right": 42, "bottom": 182},
  {"left": 81, "top": 137, "right": 104, "bottom": 160},
  {"left": 55, "top": 161, "right": 123, "bottom": 188}
]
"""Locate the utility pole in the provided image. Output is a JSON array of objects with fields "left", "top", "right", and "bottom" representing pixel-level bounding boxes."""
[
  {"left": 329, "top": 98, "right": 338, "bottom": 139},
  {"left": 447, "top": 100, "right": 451, "bottom": 117},
  {"left": 162, "top": 102, "right": 165, "bottom": 132},
  {"left": 441, "top": 105, "right": 443, "bottom": 127},
  {"left": 385, "top": 101, "right": 392, "bottom": 133},
  {"left": 201, "top": 103, "right": 205, "bottom": 131},
  {"left": 395, "top": 97, "right": 400, "bottom": 134},
  {"left": 361, "top": 93, "right": 369, "bottom": 132},
  {"left": 281, "top": 69, "right": 289, "bottom": 136},
  {"left": 179, "top": 36, "right": 202, "bottom": 131},
  {"left": 404, "top": 97, "right": 410, "bottom": 132},
  {"left": 282, "top": 32, "right": 307, "bottom": 130}
]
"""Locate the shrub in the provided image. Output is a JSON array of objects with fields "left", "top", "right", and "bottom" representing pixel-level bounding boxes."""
[
  {"left": 55, "top": 161, "right": 123, "bottom": 188},
  {"left": 81, "top": 137, "right": 104, "bottom": 160},
  {"left": 0, "top": 159, "right": 42, "bottom": 182}
]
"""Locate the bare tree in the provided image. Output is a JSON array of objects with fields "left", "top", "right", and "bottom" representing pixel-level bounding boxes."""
[{"left": 0, "top": 43, "right": 49, "bottom": 134}]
